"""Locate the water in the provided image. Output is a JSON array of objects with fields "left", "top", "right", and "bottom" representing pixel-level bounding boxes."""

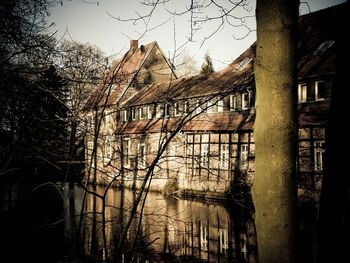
[{"left": 0, "top": 181, "right": 257, "bottom": 262}]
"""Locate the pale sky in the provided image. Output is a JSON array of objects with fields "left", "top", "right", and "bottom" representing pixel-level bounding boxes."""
[{"left": 49, "top": 0, "right": 345, "bottom": 70}]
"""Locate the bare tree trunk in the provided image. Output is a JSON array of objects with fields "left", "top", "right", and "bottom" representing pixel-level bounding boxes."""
[{"left": 252, "top": 0, "right": 299, "bottom": 262}]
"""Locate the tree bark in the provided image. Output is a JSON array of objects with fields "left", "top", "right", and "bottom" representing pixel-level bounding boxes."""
[{"left": 252, "top": 0, "right": 299, "bottom": 262}]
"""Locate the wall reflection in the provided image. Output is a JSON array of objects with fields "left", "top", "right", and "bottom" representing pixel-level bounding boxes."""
[{"left": 64, "top": 184, "right": 257, "bottom": 262}]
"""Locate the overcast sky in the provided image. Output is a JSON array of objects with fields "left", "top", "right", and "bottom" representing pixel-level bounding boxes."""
[{"left": 49, "top": 0, "right": 345, "bottom": 70}]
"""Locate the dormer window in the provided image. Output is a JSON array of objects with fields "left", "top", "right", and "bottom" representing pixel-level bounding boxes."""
[
  {"left": 139, "top": 107, "right": 145, "bottom": 119},
  {"left": 314, "top": 40, "right": 334, "bottom": 55},
  {"left": 132, "top": 108, "right": 137, "bottom": 121},
  {"left": 156, "top": 104, "right": 163, "bottom": 118},
  {"left": 184, "top": 101, "right": 190, "bottom": 113},
  {"left": 123, "top": 109, "right": 129, "bottom": 122},
  {"left": 298, "top": 83, "right": 307, "bottom": 103},
  {"left": 230, "top": 95, "right": 237, "bottom": 111},
  {"left": 147, "top": 105, "right": 153, "bottom": 119},
  {"left": 315, "top": 81, "right": 325, "bottom": 101},
  {"left": 174, "top": 102, "right": 180, "bottom": 116},
  {"left": 242, "top": 92, "right": 250, "bottom": 110},
  {"left": 165, "top": 103, "right": 171, "bottom": 118},
  {"left": 238, "top": 58, "right": 252, "bottom": 71},
  {"left": 196, "top": 99, "right": 202, "bottom": 114}
]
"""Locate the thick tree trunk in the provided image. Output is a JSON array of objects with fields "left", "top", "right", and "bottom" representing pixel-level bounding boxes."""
[{"left": 252, "top": 0, "right": 299, "bottom": 262}]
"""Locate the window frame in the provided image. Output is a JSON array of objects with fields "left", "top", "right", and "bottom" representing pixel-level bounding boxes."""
[
  {"left": 230, "top": 95, "right": 237, "bottom": 111},
  {"left": 242, "top": 92, "right": 250, "bottom": 110},
  {"left": 298, "top": 83, "right": 308, "bottom": 103},
  {"left": 315, "top": 80, "right": 325, "bottom": 101},
  {"left": 314, "top": 141, "right": 325, "bottom": 171},
  {"left": 122, "top": 138, "right": 130, "bottom": 167}
]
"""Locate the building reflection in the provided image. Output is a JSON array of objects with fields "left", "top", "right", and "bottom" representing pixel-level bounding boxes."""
[{"left": 63, "top": 184, "right": 257, "bottom": 262}]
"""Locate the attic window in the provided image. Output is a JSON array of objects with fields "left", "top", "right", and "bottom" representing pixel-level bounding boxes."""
[
  {"left": 238, "top": 58, "right": 252, "bottom": 71},
  {"left": 314, "top": 40, "right": 334, "bottom": 55}
]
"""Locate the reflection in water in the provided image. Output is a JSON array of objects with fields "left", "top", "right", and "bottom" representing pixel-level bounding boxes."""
[
  {"left": 64, "top": 184, "right": 257, "bottom": 262},
  {"left": 0, "top": 182, "right": 257, "bottom": 262}
]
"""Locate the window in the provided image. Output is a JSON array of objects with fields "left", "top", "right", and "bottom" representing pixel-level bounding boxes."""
[
  {"left": 242, "top": 92, "right": 250, "bottom": 110},
  {"left": 87, "top": 141, "right": 94, "bottom": 158},
  {"left": 220, "top": 144, "right": 229, "bottom": 168},
  {"left": 207, "top": 100, "right": 213, "bottom": 113},
  {"left": 147, "top": 105, "right": 153, "bottom": 119},
  {"left": 217, "top": 99, "right": 224, "bottom": 112},
  {"left": 139, "top": 107, "right": 145, "bottom": 119},
  {"left": 238, "top": 58, "right": 252, "bottom": 71},
  {"left": 156, "top": 104, "right": 163, "bottom": 118},
  {"left": 219, "top": 229, "right": 229, "bottom": 252},
  {"left": 87, "top": 141, "right": 94, "bottom": 167},
  {"left": 315, "top": 81, "right": 325, "bottom": 101},
  {"left": 241, "top": 144, "right": 249, "bottom": 162},
  {"left": 138, "top": 143, "right": 146, "bottom": 167},
  {"left": 104, "top": 139, "right": 112, "bottom": 161},
  {"left": 196, "top": 99, "right": 202, "bottom": 114},
  {"left": 122, "top": 138, "right": 130, "bottom": 166},
  {"left": 132, "top": 108, "right": 137, "bottom": 121},
  {"left": 201, "top": 144, "right": 209, "bottom": 167},
  {"left": 184, "top": 101, "right": 190, "bottom": 113},
  {"left": 174, "top": 102, "right": 180, "bottom": 116},
  {"left": 123, "top": 109, "right": 129, "bottom": 122},
  {"left": 314, "top": 141, "right": 325, "bottom": 171},
  {"left": 298, "top": 83, "right": 307, "bottom": 103},
  {"left": 165, "top": 103, "right": 171, "bottom": 118},
  {"left": 230, "top": 95, "right": 237, "bottom": 111},
  {"left": 314, "top": 40, "right": 334, "bottom": 55}
]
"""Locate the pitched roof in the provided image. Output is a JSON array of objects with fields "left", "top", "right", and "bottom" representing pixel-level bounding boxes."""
[
  {"left": 126, "top": 3, "right": 348, "bottom": 108},
  {"left": 124, "top": 43, "right": 256, "bottom": 107},
  {"left": 83, "top": 41, "right": 176, "bottom": 110},
  {"left": 297, "top": 3, "right": 348, "bottom": 79}
]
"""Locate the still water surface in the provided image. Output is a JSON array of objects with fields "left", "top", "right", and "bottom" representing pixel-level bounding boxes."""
[{"left": 0, "top": 182, "right": 256, "bottom": 262}]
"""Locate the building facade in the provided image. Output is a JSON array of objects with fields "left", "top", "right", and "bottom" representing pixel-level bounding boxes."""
[{"left": 84, "top": 4, "right": 345, "bottom": 202}]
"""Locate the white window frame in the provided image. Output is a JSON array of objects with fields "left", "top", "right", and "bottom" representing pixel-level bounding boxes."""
[
  {"left": 132, "top": 108, "right": 136, "bottom": 121},
  {"left": 242, "top": 92, "right": 250, "bottom": 110},
  {"left": 174, "top": 102, "right": 180, "bottom": 116},
  {"left": 220, "top": 144, "right": 229, "bottom": 168},
  {"left": 156, "top": 104, "right": 163, "bottom": 118},
  {"left": 147, "top": 105, "right": 153, "bottom": 119},
  {"left": 164, "top": 103, "right": 171, "bottom": 118},
  {"left": 298, "top": 83, "right": 307, "bottom": 103},
  {"left": 230, "top": 95, "right": 237, "bottom": 111},
  {"left": 87, "top": 141, "right": 93, "bottom": 158},
  {"left": 139, "top": 107, "right": 144, "bottom": 119},
  {"left": 201, "top": 144, "right": 209, "bottom": 167},
  {"left": 315, "top": 81, "right": 325, "bottom": 101},
  {"left": 314, "top": 141, "right": 325, "bottom": 171},
  {"left": 240, "top": 144, "right": 249, "bottom": 162},
  {"left": 123, "top": 109, "right": 128, "bottom": 122},
  {"left": 123, "top": 138, "right": 130, "bottom": 167},
  {"left": 196, "top": 99, "right": 202, "bottom": 114}
]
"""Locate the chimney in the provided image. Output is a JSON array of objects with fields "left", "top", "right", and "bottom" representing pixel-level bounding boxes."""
[{"left": 130, "top": 40, "right": 138, "bottom": 52}]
